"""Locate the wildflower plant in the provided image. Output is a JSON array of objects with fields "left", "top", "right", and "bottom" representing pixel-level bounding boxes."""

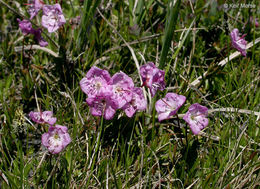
[
  {"left": 17, "top": 19, "right": 33, "bottom": 35},
  {"left": 80, "top": 67, "right": 147, "bottom": 120},
  {"left": 1, "top": 0, "right": 259, "bottom": 188},
  {"left": 17, "top": 19, "right": 48, "bottom": 47}
]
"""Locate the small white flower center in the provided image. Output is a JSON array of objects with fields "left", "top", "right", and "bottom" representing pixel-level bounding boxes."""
[
  {"left": 95, "top": 81, "right": 102, "bottom": 90},
  {"left": 42, "top": 114, "right": 50, "bottom": 121},
  {"left": 36, "top": 114, "right": 41, "bottom": 120},
  {"left": 115, "top": 86, "right": 121, "bottom": 93},
  {"left": 49, "top": 133, "right": 62, "bottom": 147},
  {"left": 190, "top": 115, "right": 196, "bottom": 120}
]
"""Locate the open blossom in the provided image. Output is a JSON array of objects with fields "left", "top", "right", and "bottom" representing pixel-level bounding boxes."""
[
  {"left": 42, "top": 4, "right": 66, "bottom": 33},
  {"left": 42, "top": 125, "right": 71, "bottom": 154},
  {"left": 29, "top": 111, "right": 57, "bottom": 125},
  {"left": 111, "top": 71, "right": 134, "bottom": 109},
  {"left": 155, "top": 93, "right": 186, "bottom": 122},
  {"left": 17, "top": 19, "right": 33, "bottom": 35},
  {"left": 230, "top": 28, "right": 247, "bottom": 57},
  {"left": 86, "top": 94, "right": 118, "bottom": 120},
  {"left": 183, "top": 103, "right": 209, "bottom": 135},
  {"left": 28, "top": 0, "right": 44, "bottom": 19},
  {"left": 140, "top": 62, "right": 165, "bottom": 97},
  {"left": 80, "top": 67, "right": 112, "bottom": 98},
  {"left": 122, "top": 87, "right": 147, "bottom": 117}
]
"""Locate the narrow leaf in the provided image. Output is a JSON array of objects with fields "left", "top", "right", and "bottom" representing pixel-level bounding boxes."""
[{"left": 159, "top": 0, "right": 181, "bottom": 69}]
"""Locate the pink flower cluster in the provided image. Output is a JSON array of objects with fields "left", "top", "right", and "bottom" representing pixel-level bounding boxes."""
[
  {"left": 80, "top": 63, "right": 209, "bottom": 135},
  {"left": 17, "top": 1, "right": 66, "bottom": 47},
  {"left": 29, "top": 110, "right": 71, "bottom": 154},
  {"left": 80, "top": 67, "right": 147, "bottom": 120}
]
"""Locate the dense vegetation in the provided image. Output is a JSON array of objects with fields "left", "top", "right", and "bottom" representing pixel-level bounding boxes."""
[{"left": 0, "top": 0, "right": 259, "bottom": 188}]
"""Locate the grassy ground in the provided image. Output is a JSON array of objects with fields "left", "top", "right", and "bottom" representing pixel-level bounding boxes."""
[{"left": 0, "top": 0, "right": 259, "bottom": 188}]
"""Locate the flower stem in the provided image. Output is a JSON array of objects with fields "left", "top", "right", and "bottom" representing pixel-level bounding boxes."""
[
  {"left": 176, "top": 114, "right": 184, "bottom": 146},
  {"left": 185, "top": 123, "right": 188, "bottom": 146},
  {"left": 85, "top": 115, "right": 104, "bottom": 186}
]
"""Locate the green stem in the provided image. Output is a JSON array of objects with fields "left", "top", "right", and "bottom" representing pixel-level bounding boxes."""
[
  {"left": 176, "top": 114, "right": 184, "bottom": 146},
  {"left": 85, "top": 115, "right": 104, "bottom": 186}
]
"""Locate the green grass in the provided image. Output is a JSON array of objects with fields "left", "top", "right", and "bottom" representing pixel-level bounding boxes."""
[{"left": 0, "top": 0, "right": 259, "bottom": 188}]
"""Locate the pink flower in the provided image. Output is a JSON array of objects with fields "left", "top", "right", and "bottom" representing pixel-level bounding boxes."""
[
  {"left": 111, "top": 71, "right": 134, "bottom": 108},
  {"left": 80, "top": 67, "right": 112, "bottom": 98},
  {"left": 122, "top": 87, "right": 147, "bottom": 117},
  {"left": 28, "top": 0, "right": 44, "bottom": 19},
  {"left": 42, "top": 4, "right": 66, "bottom": 33},
  {"left": 17, "top": 19, "right": 33, "bottom": 35},
  {"left": 183, "top": 103, "right": 209, "bottom": 135},
  {"left": 230, "top": 28, "right": 247, "bottom": 57},
  {"left": 31, "top": 28, "right": 48, "bottom": 47},
  {"left": 155, "top": 93, "right": 186, "bottom": 122},
  {"left": 86, "top": 94, "right": 118, "bottom": 120},
  {"left": 29, "top": 111, "right": 57, "bottom": 125},
  {"left": 140, "top": 62, "right": 165, "bottom": 97},
  {"left": 41, "top": 125, "right": 71, "bottom": 154},
  {"left": 150, "top": 69, "right": 165, "bottom": 97},
  {"left": 17, "top": 19, "right": 48, "bottom": 47}
]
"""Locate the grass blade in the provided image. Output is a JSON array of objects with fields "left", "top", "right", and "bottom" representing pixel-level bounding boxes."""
[
  {"left": 165, "top": 18, "right": 196, "bottom": 76},
  {"left": 76, "top": 0, "right": 101, "bottom": 52},
  {"left": 159, "top": 0, "right": 181, "bottom": 69}
]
